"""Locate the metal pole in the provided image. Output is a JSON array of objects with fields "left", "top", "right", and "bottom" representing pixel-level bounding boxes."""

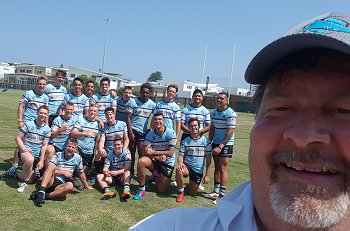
[
  {"left": 101, "top": 17, "right": 109, "bottom": 78},
  {"left": 228, "top": 44, "right": 237, "bottom": 100},
  {"left": 201, "top": 45, "right": 207, "bottom": 85}
]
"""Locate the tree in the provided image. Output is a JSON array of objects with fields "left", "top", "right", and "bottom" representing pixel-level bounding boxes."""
[
  {"left": 147, "top": 71, "right": 163, "bottom": 82},
  {"left": 79, "top": 75, "right": 99, "bottom": 93}
]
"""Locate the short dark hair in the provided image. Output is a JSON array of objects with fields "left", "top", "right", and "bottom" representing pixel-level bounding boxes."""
[
  {"left": 218, "top": 91, "right": 229, "bottom": 98},
  {"left": 188, "top": 118, "right": 200, "bottom": 126},
  {"left": 38, "top": 104, "right": 49, "bottom": 113},
  {"left": 192, "top": 89, "right": 203, "bottom": 96},
  {"left": 73, "top": 77, "right": 83, "bottom": 84},
  {"left": 113, "top": 135, "right": 124, "bottom": 143},
  {"left": 55, "top": 70, "right": 67, "bottom": 77},
  {"left": 86, "top": 80, "right": 95, "bottom": 85},
  {"left": 124, "top": 86, "right": 133, "bottom": 91},
  {"left": 100, "top": 77, "right": 110, "bottom": 85},
  {"left": 167, "top": 84, "right": 178, "bottom": 93},
  {"left": 68, "top": 138, "right": 78, "bottom": 147},
  {"left": 104, "top": 107, "right": 114, "bottom": 114},
  {"left": 140, "top": 83, "right": 153, "bottom": 92},
  {"left": 153, "top": 112, "right": 164, "bottom": 118}
]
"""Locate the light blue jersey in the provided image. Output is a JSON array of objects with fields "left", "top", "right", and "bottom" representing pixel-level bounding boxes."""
[
  {"left": 87, "top": 93, "right": 117, "bottom": 121},
  {"left": 19, "top": 120, "right": 51, "bottom": 158},
  {"left": 61, "top": 93, "right": 88, "bottom": 118},
  {"left": 49, "top": 151, "right": 84, "bottom": 173},
  {"left": 19, "top": 90, "right": 49, "bottom": 122},
  {"left": 181, "top": 104, "right": 211, "bottom": 134},
  {"left": 130, "top": 98, "right": 156, "bottom": 134},
  {"left": 179, "top": 135, "right": 212, "bottom": 174},
  {"left": 210, "top": 107, "right": 237, "bottom": 145},
  {"left": 100, "top": 120, "right": 128, "bottom": 154},
  {"left": 49, "top": 151, "right": 84, "bottom": 183},
  {"left": 104, "top": 148, "right": 132, "bottom": 171},
  {"left": 44, "top": 84, "right": 67, "bottom": 116},
  {"left": 73, "top": 117, "right": 99, "bottom": 155},
  {"left": 116, "top": 96, "right": 135, "bottom": 123},
  {"left": 153, "top": 100, "right": 181, "bottom": 130},
  {"left": 144, "top": 128, "right": 177, "bottom": 167},
  {"left": 50, "top": 115, "right": 78, "bottom": 150}
]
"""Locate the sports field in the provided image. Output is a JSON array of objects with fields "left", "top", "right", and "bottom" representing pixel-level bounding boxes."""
[{"left": 0, "top": 91, "right": 255, "bottom": 231}]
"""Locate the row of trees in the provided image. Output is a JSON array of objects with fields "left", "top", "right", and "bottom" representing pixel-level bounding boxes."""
[{"left": 65, "top": 71, "right": 163, "bottom": 94}]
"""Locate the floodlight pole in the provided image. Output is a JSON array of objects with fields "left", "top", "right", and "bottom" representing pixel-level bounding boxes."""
[
  {"left": 101, "top": 17, "right": 109, "bottom": 78},
  {"left": 228, "top": 44, "right": 237, "bottom": 100}
]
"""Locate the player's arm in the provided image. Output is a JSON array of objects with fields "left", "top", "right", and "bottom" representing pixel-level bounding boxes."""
[
  {"left": 98, "top": 134, "right": 107, "bottom": 157},
  {"left": 71, "top": 127, "right": 89, "bottom": 138},
  {"left": 199, "top": 122, "right": 211, "bottom": 135},
  {"left": 17, "top": 103, "right": 25, "bottom": 128},
  {"left": 37, "top": 140, "right": 49, "bottom": 169},
  {"left": 156, "top": 146, "right": 175, "bottom": 158},
  {"left": 126, "top": 111, "right": 134, "bottom": 142},
  {"left": 175, "top": 120, "right": 181, "bottom": 139},
  {"left": 208, "top": 124, "right": 215, "bottom": 142},
  {"left": 220, "top": 128, "right": 235, "bottom": 146},
  {"left": 123, "top": 130, "right": 129, "bottom": 149},
  {"left": 203, "top": 154, "right": 212, "bottom": 184},
  {"left": 77, "top": 171, "right": 93, "bottom": 190}
]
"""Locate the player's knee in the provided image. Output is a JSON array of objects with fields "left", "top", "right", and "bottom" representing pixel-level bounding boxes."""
[{"left": 65, "top": 182, "right": 74, "bottom": 191}]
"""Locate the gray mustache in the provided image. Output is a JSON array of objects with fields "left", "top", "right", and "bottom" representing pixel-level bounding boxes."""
[{"left": 269, "top": 149, "right": 349, "bottom": 173}]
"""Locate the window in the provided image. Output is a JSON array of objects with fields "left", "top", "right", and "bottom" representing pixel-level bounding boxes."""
[
  {"left": 187, "top": 85, "right": 192, "bottom": 89},
  {"left": 26, "top": 70, "right": 32, "bottom": 73},
  {"left": 37, "top": 70, "right": 42, "bottom": 74},
  {"left": 70, "top": 74, "right": 75, "bottom": 78}
]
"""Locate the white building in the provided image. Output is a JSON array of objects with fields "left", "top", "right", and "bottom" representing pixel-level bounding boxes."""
[
  {"left": 158, "top": 80, "right": 224, "bottom": 98},
  {"left": 15, "top": 64, "right": 52, "bottom": 76},
  {"left": 0, "top": 62, "right": 15, "bottom": 79},
  {"left": 230, "top": 87, "right": 251, "bottom": 96},
  {"left": 69, "top": 66, "right": 128, "bottom": 89}
]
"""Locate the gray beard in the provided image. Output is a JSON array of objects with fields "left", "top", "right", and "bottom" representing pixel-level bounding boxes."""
[{"left": 269, "top": 183, "right": 350, "bottom": 229}]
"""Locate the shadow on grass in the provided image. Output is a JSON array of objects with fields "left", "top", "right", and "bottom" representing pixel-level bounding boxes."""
[{"left": 0, "top": 158, "right": 14, "bottom": 171}]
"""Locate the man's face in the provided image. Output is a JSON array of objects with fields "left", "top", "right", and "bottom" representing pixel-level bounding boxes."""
[
  {"left": 36, "top": 79, "right": 47, "bottom": 93},
  {"left": 88, "top": 106, "right": 98, "bottom": 119},
  {"left": 123, "top": 88, "right": 132, "bottom": 100},
  {"left": 250, "top": 70, "right": 350, "bottom": 230},
  {"left": 55, "top": 73, "right": 65, "bottom": 85},
  {"left": 153, "top": 115, "right": 164, "bottom": 130},
  {"left": 66, "top": 141, "right": 77, "bottom": 155},
  {"left": 100, "top": 81, "right": 109, "bottom": 93},
  {"left": 73, "top": 80, "right": 83, "bottom": 93},
  {"left": 192, "top": 93, "right": 203, "bottom": 105},
  {"left": 85, "top": 82, "right": 95, "bottom": 96},
  {"left": 140, "top": 88, "right": 150, "bottom": 101},
  {"left": 64, "top": 104, "right": 74, "bottom": 116},
  {"left": 189, "top": 120, "right": 199, "bottom": 135},
  {"left": 37, "top": 108, "right": 48, "bottom": 122},
  {"left": 216, "top": 93, "right": 227, "bottom": 108},
  {"left": 105, "top": 110, "right": 115, "bottom": 124},
  {"left": 167, "top": 87, "right": 177, "bottom": 100},
  {"left": 113, "top": 140, "right": 123, "bottom": 153}
]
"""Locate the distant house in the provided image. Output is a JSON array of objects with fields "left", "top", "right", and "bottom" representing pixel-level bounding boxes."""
[
  {"left": 68, "top": 66, "right": 128, "bottom": 89},
  {"left": 0, "top": 62, "right": 15, "bottom": 79},
  {"left": 0, "top": 63, "right": 65, "bottom": 91},
  {"left": 2, "top": 73, "right": 39, "bottom": 91}
]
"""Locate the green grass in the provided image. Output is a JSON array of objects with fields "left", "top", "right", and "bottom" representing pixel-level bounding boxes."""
[{"left": 0, "top": 91, "right": 255, "bottom": 231}]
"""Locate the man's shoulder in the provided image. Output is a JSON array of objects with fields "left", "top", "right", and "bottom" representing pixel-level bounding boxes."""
[{"left": 130, "top": 181, "right": 256, "bottom": 231}]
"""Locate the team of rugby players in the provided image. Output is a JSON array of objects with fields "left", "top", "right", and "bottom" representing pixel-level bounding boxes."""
[{"left": 3, "top": 70, "right": 236, "bottom": 206}]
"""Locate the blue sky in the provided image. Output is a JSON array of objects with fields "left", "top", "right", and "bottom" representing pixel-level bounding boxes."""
[{"left": 1, "top": 1, "right": 349, "bottom": 89}]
